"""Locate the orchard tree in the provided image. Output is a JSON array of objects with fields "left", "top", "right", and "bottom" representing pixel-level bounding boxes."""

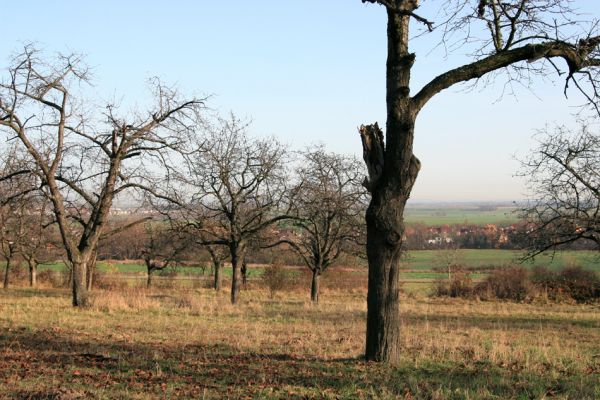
[
  {"left": 518, "top": 122, "right": 600, "bottom": 254},
  {"left": 0, "top": 146, "right": 49, "bottom": 288},
  {"left": 165, "top": 210, "right": 230, "bottom": 291},
  {"left": 205, "top": 242, "right": 229, "bottom": 291},
  {"left": 360, "top": 0, "right": 600, "bottom": 362},
  {"left": 138, "top": 222, "right": 188, "bottom": 288},
  {"left": 277, "top": 147, "right": 366, "bottom": 302},
  {"left": 0, "top": 200, "right": 25, "bottom": 289},
  {"left": 0, "top": 46, "right": 205, "bottom": 306},
  {"left": 180, "top": 115, "right": 290, "bottom": 304}
]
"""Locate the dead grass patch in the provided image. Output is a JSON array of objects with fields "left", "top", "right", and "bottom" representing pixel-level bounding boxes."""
[
  {"left": 86, "top": 288, "right": 160, "bottom": 312},
  {"left": 0, "top": 286, "right": 598, "bottom": 399}
]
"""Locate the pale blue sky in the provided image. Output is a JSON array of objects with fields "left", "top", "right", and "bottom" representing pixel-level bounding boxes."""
[{"left": 1, "top": 1, "right": 599, "bottom": 201}]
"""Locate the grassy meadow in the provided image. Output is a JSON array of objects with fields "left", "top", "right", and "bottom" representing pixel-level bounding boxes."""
[
  {"left": 1, "top": 199, "right": 598, "bottom": 399},
  {"left": 404, "top": 203, "right": 518, "bottom": 226},
  {"left": 403, "top": 250, "right": 600, "bottom": 272},
  {"left": 0, "top": 283, "right": 599, "bottom": 399},
  {"left": 32, "top": 249, "right": 600, "bottom": 273}
]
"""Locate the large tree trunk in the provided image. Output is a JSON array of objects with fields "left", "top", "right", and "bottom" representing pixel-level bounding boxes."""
[
  {"left": 363, "top": 10, "right": 420, "bottom": 363},
  {"left": 310, "top": 269, "right": 320, "bottom": 302},
  {"left": 364, "top": 129, "right": 419, "bottom": 362},
  {"left": 72, "top": 261, "right": 88, "bottom": 306},
  {"left": 213, "top": 260, "right": 222, "bottom": 291},
  {"left": 28, "top": 259, "right": 37, "bottom": 288},
  {"left": 3, "top": 258, "right": 11, "bottom": 289},
  {"left": 364, "top": 193, "right": 413, "bottom": 362}
]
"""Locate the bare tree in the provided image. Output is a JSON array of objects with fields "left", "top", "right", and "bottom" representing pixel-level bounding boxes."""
[
  {"left": 273, "top": 147, "right": 366, "bottom": 302},
  {"left": 136, "top": 222, "right": 187, "bottom": 288},
  {"left": 205, "top": 242, "right": 229, "bottom": 291},
  {"left": 434, "top": 243, "right": 465, "bottom": 279},
  {"left": 518, "top": 122, "right": 600, "bottom": 255},
  {"left": 0, "top": 46, "right": 205, "bottom": 306},
  {"left": 18, "top": 202, "right": 57, "bottom": 288},
  {"left": 0, "top": 146, "right": 46, "bottom": 288},
  {"left": 98, "top": 219, "right": 148, "bottom": 260},
  {"left": 179, "top": 115, "right": 290, "bottom": 304},
  {"left": 360, "top": 0, "right": 600, "bottom": 362},
  {"left": 167, "top": 213, "right": 230, "bottom": 291},
  {"left": 0, "top": 202, "right": 25, "bottom": 289}
]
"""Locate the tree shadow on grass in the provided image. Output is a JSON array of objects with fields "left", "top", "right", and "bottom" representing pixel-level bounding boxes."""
[
  {"left": 1, "top": 329, "right": 598, "bottom": 399},
  {"left": 0, "top": 287, "right": 69, "bottom": 299},
  {"left": 401, "top": 310, "right": 600, "bottom": 330}
]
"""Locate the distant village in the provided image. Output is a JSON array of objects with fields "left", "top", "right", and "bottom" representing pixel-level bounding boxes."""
[{"left": 403, "top": 223, "right": 521, "bottom": 249}]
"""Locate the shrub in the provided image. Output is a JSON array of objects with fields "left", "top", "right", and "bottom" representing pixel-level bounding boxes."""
[
  {"left": 37, "top": 269, "right": 62, "bottom": 287},
  {"left": 476, "top": 266, "right": 531, "bottom": 301},
  {"left": 261, "top": 264, "right": 290, "bottom": 299},
  {"left": 557, "top": 266, "right": 600, "bottom": 302},
  {"left": 159, "top": 268, "right": 178, "bottom": 278},
  {"left": 530, "top": 265, "right": 557, "bottom": 288},
  {"left": 529, "top": 264, "right": 599, "bottom": 303},
  {"left": 176, "top": 292, "right": 203, "bottom": 311},
  {"left": 3, "top": 262, "right": 28, "bottom": 285},
  {"left": 315, "top": 266, "right": 367, "bottom": 293},
  {"left": 93, "top": 271, "right": 129, "bottom": 291},
  {"left": 434, "top": 272, "right": 473, "bottom": 298}
]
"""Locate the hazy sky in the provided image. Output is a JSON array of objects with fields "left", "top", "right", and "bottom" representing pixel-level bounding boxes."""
[{"left": 1, "top": 1, "right": 599, "bottom": 201}]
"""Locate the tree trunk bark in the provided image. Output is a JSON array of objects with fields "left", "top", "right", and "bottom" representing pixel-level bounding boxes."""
[
  {"left": 28, "top": 260, "right": 37, "bottom": 288},
  {"left": 362, "top": 9, "right": 420, "bottom": 364},
  {"left": 365, "top": 194, "right": 409, "bottom": 362},
  {"left": 213, "top": 260, "right": 222, "bottom": 291},
  {"left": 310, "top": 269, "right": 320, "bottom": 302},
  {"left": 86, "top": 252, "right": 97, "bottom": 291},
  {"left": 3, "top": 258, "right": 11, "bottom": 289},
  {"left": 72, "top": 261, "right": 88, "bottom": 306},
  {"left": 87, "top": 268, "right": 94, "bottom": 291},
  {"left": 231, "top": 258, "right": 242, "bottom": 304},
  {"left": 241, "top": 261, "right": 248, "bottom": 285},
  {"left": 147, "top": 268, "right": 154, "bottom": 288},
  {"left": 230, "top": 244, "right": 245, "bottom": 304}
]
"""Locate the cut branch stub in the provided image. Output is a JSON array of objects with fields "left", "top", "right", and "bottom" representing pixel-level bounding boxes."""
[{"left": 359, "top": 123, "right": 385, "bottom": 192}]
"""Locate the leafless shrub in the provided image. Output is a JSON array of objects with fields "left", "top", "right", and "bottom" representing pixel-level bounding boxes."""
[
  {"left": 434, "top": 272, "right": 474, "bottom": 298},
  {"left": 475, "top": 266, "right": 532, "bottom": 301},
  {"left": 529, "top": 264, "right": 600, "bottom": 302},
  {"left": 176, "top": 292, "right": 204, "bottom": 312},
  {"left": 261, "top": 264, "right": 292, "bottom": 299},
  {"left": 36, "top": 269, "right": 61, "bottom": 287},
  {"left": 87, "top": 288, "right": 159, "bottom": 312},
  {"left": 557, "top": 266, "right": 600, "bottom": 302},
  {"left": 93, "top": 272, "right": 129, "bottom": 291}
]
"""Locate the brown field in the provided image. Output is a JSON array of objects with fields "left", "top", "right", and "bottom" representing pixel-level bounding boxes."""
[{"left": 0, "top": 275, "right": 599, "bottom": 399}]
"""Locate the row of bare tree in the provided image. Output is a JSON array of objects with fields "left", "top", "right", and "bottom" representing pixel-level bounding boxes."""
[
  {"left": 3, "top": 0, "right": 600, "bottom": 363},
  {"left": 0, "top": 49, "right": 366, "bottom": 304}
]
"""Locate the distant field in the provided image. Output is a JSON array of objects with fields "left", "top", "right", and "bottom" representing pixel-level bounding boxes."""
[
  {"left": 37, "top": 262, "right": 264, "bottom": 277},
  {"left": 31, "top": 249, "right": 599, "bottom": 278},
  {"left": 404, "top": 249, "right": 600, "bottom": 272},
  {"left": 404, "top": 204, "right": 518, "bottom": 226}
]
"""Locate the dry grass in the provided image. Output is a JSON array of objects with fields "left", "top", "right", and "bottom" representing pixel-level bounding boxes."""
[
  {"left": 0, "top": 285, "right": 598, "bottom": 399},
  {"left": 86, "top": 288, "right": 160, "bottom": 312}
]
